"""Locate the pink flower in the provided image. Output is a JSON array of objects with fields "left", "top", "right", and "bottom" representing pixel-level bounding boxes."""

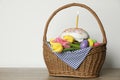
[{"left": 54, "top": 37, "right": 70, "bottom": 48}]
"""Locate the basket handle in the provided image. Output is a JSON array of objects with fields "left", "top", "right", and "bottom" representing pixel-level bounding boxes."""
[{"left": 43, "top": 3, "right": 107, "bottom": 44}]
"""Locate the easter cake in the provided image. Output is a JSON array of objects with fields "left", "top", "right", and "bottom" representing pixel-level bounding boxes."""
[{"left": 60, "top": 28, "right": 89, "bottom": 42}]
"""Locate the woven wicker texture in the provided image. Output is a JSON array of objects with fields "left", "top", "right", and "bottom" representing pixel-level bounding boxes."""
[{"left": 43, "top": 3, "right": 107, "bottom": 78}]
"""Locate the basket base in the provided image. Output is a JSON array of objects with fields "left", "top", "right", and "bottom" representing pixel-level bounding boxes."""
[
  {"left": 49, "top": 73, "right": 99, "bottom": 78},
  {"left": 49, "top": 74, "right": 99, "bottom": 79}
]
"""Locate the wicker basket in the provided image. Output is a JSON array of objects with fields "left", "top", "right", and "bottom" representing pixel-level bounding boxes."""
[{"left": 43, "top": 3, "right": 107, "bottom": 78}]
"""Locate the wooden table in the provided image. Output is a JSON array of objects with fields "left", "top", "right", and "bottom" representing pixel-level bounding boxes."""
[{"left": 0, "top": 68, "right": 120, "bottom": 80}]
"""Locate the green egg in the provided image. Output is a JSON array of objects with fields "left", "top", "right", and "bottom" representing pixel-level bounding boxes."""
[{"left": 92, "top": 39, "right": 97, "bottom": 43}]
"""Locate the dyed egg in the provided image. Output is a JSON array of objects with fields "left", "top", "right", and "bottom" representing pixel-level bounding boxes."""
[
  {"left": 94, "top": 42, "right": 100, "bottom": 47},
  {"left": 80, "top": 40, "right": 88, "bottom": 49},
  {"left": 88, "top": 39, "right": 94, "bottom": 47},
  {"left": 92, "top": 39, "right": 97, "bottom": 43}
]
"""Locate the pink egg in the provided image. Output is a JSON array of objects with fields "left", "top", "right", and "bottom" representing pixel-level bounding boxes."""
[{"left": 94, "top": 42, "right": 100, "bottom": 47}]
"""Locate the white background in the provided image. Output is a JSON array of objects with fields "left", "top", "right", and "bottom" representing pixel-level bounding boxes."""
[{"left": 0, "top": 0, "right": 120, "bottom": 68}]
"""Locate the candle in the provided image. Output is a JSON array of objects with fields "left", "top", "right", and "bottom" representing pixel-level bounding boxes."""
[{"left": 76, "top": 11, "right": 79, "bottom": 28}]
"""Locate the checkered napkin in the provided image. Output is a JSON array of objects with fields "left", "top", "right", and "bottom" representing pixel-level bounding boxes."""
[{"left": 47, "top": 43, "right": 92, "bottom": 69}]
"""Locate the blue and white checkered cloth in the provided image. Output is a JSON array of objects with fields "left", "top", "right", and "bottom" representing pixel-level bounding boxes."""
[{"left": 47, "top": 43, "right": 92, "bottom": 69}]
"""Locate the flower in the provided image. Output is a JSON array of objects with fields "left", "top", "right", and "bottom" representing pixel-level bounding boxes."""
[
  {"left": 54, "top": 37, "right": 70, "bottom": 48},
  {"left": 63, "top": 35, "right": 74, "bottom": 43},
  {"left": 50, "top": 37, "right": 70, "bottom": 48},
  {"left": 51, "top": 43, "right": 63, "bottom": 53}
]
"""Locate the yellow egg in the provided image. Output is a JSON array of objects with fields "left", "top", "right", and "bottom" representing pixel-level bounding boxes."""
[
  {"left": 88, "top": 39, "right": 94, "bottom": 47},
  {"left": 63, "top": 35, "right": 74, "bottom": 43},
  {"left": 51, "top": 43, "right": 63, "bottom": 53}
]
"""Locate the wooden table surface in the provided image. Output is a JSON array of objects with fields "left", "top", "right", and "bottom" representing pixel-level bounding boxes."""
[{"left": 0, "top": 68, "right": 120, "bottom": 80}]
